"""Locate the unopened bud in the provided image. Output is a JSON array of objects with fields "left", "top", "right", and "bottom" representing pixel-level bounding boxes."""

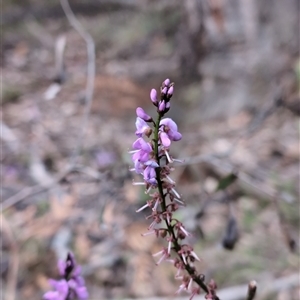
[
  {"left": 167, "top": 86, "right": 174, "bottom": 97},
  {"left": 150, "top": 89, "right": 158, "bottom": 105},
  {"left": 163, "top": 78, "right": 170, "bottom": 87},
  {"left": 158, "top": 100, "right": 166, "bottom": 112},
  {"left": 165, "top": 102, "right": 171, "bottom": 112},
  {"left": 161, "top": 87, "right": 167, "bottom": 95}
]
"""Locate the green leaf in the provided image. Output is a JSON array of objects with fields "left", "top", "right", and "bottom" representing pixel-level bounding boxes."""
[{"left": 216, "top": 172, "right": 238, "bottom": 191}]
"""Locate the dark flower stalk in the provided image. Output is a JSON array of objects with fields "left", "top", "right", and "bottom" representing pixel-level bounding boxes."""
[
  {"left": 130, "top": 79, "right": 219, "bottom": 299},
  {"left": 43, "top": 252, "right": 88, "bottom": 300}
]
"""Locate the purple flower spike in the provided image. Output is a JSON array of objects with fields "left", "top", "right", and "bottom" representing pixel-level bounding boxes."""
[
  {"left": 150, "top": 89, "right": 158, "bottom": 104},
  {"left": 43, "top": 252, "right": 88, "bottom": 300},
  {"left": 135, "top": 117, "right": 151, "bottom": 137},
  {"left": 136, "top": 107, "right": 152, "bottom": 122},
  {"left": 130, "top": 80, "right": 220, "bottom": 299},
  {"left": 164, "top": 78, "right": 170, "bottom": 87}
]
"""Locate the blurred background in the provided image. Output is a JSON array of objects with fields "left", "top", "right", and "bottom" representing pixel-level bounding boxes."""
[{"left": 1, "top": 0, "right": 299, "bottom": 299}]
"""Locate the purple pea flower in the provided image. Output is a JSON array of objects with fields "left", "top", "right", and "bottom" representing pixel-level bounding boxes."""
[
  {"left": 132, "top": 138, "right": 152, "bottom": 152},
  {"left": 136, "top": 107, "right": 152, "bottom": 122},
  {"left": 132, "top": 150, "right": 151, "bottom": 164},
  {"left": 131, "top": 138, "right": 153, "bottom": 173},
  {"left": 43, "top": 252, "right": 88, "bottom": 300},
  {"left": 143, "top": 166, "right": 157, "bottom": 185},
  {"left": 133, "top": 159, "right": 144, "bottom": 174},
  {"left": 159, "top": 118, "right": 182, "bottom": 147},
  {"left": 43, "top": 279, "right": 69, "bottom": 300},
  {"left": 135, "top": 117, "right": 152, "bottom": 137}
]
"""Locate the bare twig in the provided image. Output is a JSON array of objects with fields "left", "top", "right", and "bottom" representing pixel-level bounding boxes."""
[
  {"left": 182, "top": 154, "right": 293, "bottom": 203},
  {"left": 54, "top": 35, "right": 67, "bottom": 84},
  {"left": 244, "top": 88, "right": 284, "bottom": 137},
  {"left": 1, "top": 168, "right": 71, "bottom": 211},
  {"left": 273, "top": 194, "right": 297, "bottom": 252},
  {"left": 246, "top": 280, "right": 257, "bottom": 300},
  {"left": 60, "top": 0, "right": 96, "bottom": 166},
  {"left": 1, "top": 215, "right": 19, "bottom": 300},
  {"left": 1, "top": 165, "right": 103, "bottom": 212}
]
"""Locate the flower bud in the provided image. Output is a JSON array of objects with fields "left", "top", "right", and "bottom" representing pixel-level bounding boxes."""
[
  {"left": 165, "top": 102, "right": 171, "bottom": 112},
  {"left": 136, "top": 107, "right": 152, "bottom": 122},
  {"left": 150, "top": 89, "right": 158, "bottom": 105},
  {"left": 158, "top": 100, "right": 166, "bottom": 112},
  {"left": 163, "top": 78, "right": 170, "bottom": 87},
  {"left": 161, "top": 87, "right": 168, "bottom": 95},
  {"left": 167, "top": 86, "right": 174, "bottom": 97}
]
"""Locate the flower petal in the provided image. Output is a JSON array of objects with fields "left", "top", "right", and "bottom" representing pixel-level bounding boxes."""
[
  {"left": 160, "top": 118, "right": 178, "bottom": 132},
  {"left": 160, "top": 132, "right": 171, "bottom": 147},
  {"left": 169, "top": 131, "right": 182, "bottom": 141},
  {"left": 136, "top": 107, "right": 152, "bottom": 121},
  {"left": 135, "top": 117, "right": 150, "bottom": 136}
]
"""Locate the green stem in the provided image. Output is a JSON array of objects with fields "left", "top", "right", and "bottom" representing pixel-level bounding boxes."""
[{"left": 153, "top": 113, "right": 209, "bottom": 294}]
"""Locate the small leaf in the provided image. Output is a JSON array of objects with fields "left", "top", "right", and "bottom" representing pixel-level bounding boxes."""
[{"left": 216, "top": 172, "right": 238, "bottom": 191}]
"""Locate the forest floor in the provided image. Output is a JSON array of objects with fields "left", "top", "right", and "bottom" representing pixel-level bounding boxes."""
[{"left": 2, "top": 2, "right": 299, "bottom": 300}]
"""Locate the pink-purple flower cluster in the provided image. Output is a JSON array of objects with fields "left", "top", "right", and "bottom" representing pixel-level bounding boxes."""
[
  {"left": 131, "top": 79, "right": 182, "bottom": 187},
  {"left": 130, "top": 79, "right": 219, "bottom": 299},
  {"left": 43, "top": 252, "right": 88, "bottom": 300}
]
